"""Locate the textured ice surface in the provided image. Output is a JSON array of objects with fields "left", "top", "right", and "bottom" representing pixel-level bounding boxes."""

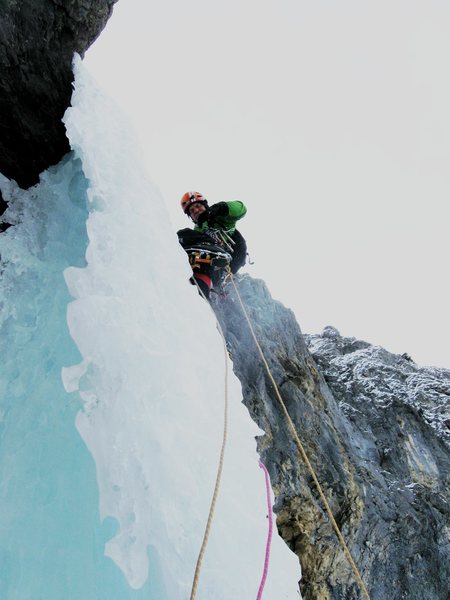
[
  {"left": 0, "top": 158, "right": 156, "bottom": 599},
  {"left": 62, "top": 56, "right": 300, "bottom": 598},
  {"left": 0, "top": 53, "right": 297, "bottom": 600}
]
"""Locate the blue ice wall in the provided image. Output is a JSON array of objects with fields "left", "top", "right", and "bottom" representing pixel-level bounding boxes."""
[
  {"left": 0, "top": 156, "right": 159, "bottom": 600},
  {"left": 0, "top": 55, "right": 300, "bottom": 599}
]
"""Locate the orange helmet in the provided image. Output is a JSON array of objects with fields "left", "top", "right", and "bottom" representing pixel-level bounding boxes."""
[{"left": 180, "top": 191, "right": 208, "bottom": 214}]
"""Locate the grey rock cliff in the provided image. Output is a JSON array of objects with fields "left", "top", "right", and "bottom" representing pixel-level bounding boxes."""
[
  {"left": 215, "top": 274, "right": 450, "bottom": 600},
  {"left": 0, "top": 0, "right": 117, "bottom": 189}
]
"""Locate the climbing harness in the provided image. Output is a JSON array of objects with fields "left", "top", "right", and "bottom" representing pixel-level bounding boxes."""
[
  {"left": 186, "top": 244, "right": 232, "bottom": 297},
  {"left": 187, "top": 247, "right": 231, "bottom": 270},
  {"left": 189, "top": 280, "right": 229, "bottom": 600},
  {"left": 256, "top": 460, "right": 274, "bottom": 600},
  {"left": 228, "top": 271, "right": 372, "bottom": 600}
]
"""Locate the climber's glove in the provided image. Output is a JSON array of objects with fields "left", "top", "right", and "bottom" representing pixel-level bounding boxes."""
[
  {"left": 205, "top": 202, "right": 229, "bottom": 226},
  {"left": 196, "top": 209, "right": 210, "bottom": 227}
]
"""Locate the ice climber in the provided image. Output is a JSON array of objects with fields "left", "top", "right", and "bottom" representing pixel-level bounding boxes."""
[{"left": 177, "top": 191, "right": 247, "bottom": 299}]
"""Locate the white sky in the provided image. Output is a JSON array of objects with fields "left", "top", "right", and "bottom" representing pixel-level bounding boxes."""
[{"left": 85, "top": 0, "right": 450, "bottom": 368}]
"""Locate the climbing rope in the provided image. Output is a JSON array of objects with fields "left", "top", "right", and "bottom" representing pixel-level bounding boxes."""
[
  {"left": 189, "top": 280, "right": 229, "bottom": 600},
  {"left": 228, "top": 273, "right": 371, "bottom": 600},
  {"left": 256, "top": 460, "right": 274, "bottom": 600}
]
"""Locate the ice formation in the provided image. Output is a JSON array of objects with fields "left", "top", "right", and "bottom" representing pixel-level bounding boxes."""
[{"left": 0, "top": 55, "right": 300, "bottom": 599}]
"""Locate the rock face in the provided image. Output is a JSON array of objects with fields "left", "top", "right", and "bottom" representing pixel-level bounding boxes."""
[
  {"left": 215, "top": 275, "right": 450, "bottom": 600},
  {"left": 0, "top": 0, "right": 117, "bottom": 189}
]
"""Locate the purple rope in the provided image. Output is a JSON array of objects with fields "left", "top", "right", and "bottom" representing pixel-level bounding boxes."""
[{"left": 257, "top": 460, "right": 274, "bottom": 600}]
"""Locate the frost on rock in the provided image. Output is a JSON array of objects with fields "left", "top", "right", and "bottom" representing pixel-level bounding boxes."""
[
  {"left": 304, "top": 329, "right": 449, "bottom": 596},
  {"left": 306, "top": 328, "right": 450, "bottom": 448}
]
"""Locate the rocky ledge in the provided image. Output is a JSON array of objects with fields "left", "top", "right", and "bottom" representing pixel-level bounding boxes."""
[
  {"left": 215, "top": 274, "right": 450, "bottom": 600},
  {"left": 0, "top": 0, "right": 117, "bottom": 189}
]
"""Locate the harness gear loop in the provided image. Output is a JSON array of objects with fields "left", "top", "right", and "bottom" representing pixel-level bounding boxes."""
[
  {"left": 228, "top": 271, "right": 371, "bottom": 600},
  {"left": 218, "top": 229, "right": 236, "bottom": 248},
  {"left": 221, "top": 230, "right": 236, "bottom": 245},
  {"left": 211, "top": 229, "right": 234, "bottom": 253},
  {"left": 189, "top": 279, "right": 229, "bottom": 600}
]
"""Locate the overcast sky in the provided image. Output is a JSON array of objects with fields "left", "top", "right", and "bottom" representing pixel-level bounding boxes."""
[{"left": 85, "top": 0, "right": 449, "bottom": 368}]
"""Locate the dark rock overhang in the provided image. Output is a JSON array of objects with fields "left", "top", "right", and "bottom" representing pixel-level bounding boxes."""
[{"left": 0, "top": 0, "right": 118, "bottom": 189}]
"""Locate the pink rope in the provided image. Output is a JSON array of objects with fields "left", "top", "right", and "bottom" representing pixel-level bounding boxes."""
[{"left": 256, "top": 460, "right": 274, "bottom": 600}]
